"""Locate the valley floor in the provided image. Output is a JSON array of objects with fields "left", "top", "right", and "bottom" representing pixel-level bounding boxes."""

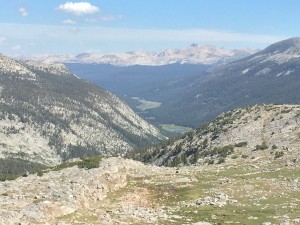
[{"left": 0, "top": 157, "right": 300, "bottom": 225}]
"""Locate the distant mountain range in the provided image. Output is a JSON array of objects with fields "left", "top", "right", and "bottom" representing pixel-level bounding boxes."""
[
  {"left": 0, "top": 54, "right": 163, "bottom": 166},
  {"left": 22, "top": 44, "right": 256, "bottom": 66},
  {"left": 67, "top": 38, "right": 300, "bottom": 128}
]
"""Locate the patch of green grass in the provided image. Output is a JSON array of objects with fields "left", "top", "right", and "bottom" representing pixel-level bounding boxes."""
[
  {"left": 160, "top": 124, "right": 193, "bottom": 134},
  {"left": 132, "top": 97, "right": 162, "bottom": 111},
  {"left": 77, "top": 156, "right": 102, "bottom": 169},
  {"left": 51, "top": 156, "right": 102, "bottom": 172},
  {"left": 231, "top": 154, "right": 239, "bottom": 159},
  {"left": 174, "top": 205, "right": 276, "bottom": 225},
  {"left": 33, "top": 198, "right": 45, "bottom": 204},
  {"left": 235, "top": 142, "right": 248, "bottom": 147},
  {"left": 79, "top": 162, "right": 300, "bottom": 225},
  {"left": 51, "top": 161, "right": 79, "bottom": 171},
  {"left": 58, "top": 210, "right": 99, "bottom": 224},
  {"left": 0, "top": 173, "right": 21, "bottom": 181},
  {"left": 255, "top": 142, "right": 269, "bottom": 150},
  {"left": 274, "top": 151, "right": 284, "bottom": 159},
  {"left": 170, "top": 164, "right": 300, "bottom": 224},
  {"left": 241, "top": 154, "right": 249, "bottom": 159}
]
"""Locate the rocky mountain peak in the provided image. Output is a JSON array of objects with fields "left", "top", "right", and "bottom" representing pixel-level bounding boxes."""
[
  {"left": 261, "top": 37, "right": 300, "bottom": 55},
  {"left": 210, "top": 37, "right": 300, "bottom": 79},
  {"left": 0, "top": 54, "right": 76, "bottom": 79},
  {"left": 24, "top": 60, "right": 75, "bottom": 77},
  {"left": 0, "top": 54, "right": 36, "bottom": 79},
  {"left": 243, "top": 37, "right": 300, "bottom": 65}
]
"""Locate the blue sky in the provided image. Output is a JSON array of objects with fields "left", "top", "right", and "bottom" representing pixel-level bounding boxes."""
[{"left": 0, "top": 0, "right": 299, "bottom": 56}]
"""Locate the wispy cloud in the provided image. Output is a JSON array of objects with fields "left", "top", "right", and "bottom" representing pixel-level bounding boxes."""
[
  {"left": 0, "top": 36, "right": 6, "bottom": 45},
  {"left": 58, "top": 2, "right": 100, "bottom": 16},
  {"left": 101, "top": 15, "right": 122, "bottom": 22},
  {"left": 19, "top": 8, "right": 29, "bottom": 17},
  {"left": 62, "top": 19, "right": 77, "bottom": 25},
  {"left": 84, "top": 18, "right": 97, "bottom": 23},
  {"left": 61, "top": 26, "right": 282, "bottom": 45},
  {"left": 0, "top": 23, "right": 285, "bottom": 55},
  {"left": 99, "top": 16, "right": 116, "bottom": 22},
  {"left": 12, "top": 45, "right": 22, "bottom": 51},
  {"left": 85, "top": 15, "right": 122, "bottom": 23}
]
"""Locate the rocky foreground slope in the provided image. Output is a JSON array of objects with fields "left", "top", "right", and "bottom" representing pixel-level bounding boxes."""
[
  {"left": 0, "top": 54, "right": 163, "bottom": 166},
  {"left": 139, "top": 104, "right": 300, "bottom": 167},
  {"left": 1, "top": 105, "right": 300, "bottom": 224},
  {"left": 0, "top": 157, "right": 299, "bottom": 225}
]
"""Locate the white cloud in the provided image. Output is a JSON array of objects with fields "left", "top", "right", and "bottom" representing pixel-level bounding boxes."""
[
  {"left": 0, "top": 36, "right": 6, "bottom": 45},
  {"left": 12, "top": 45, "right": 22, "bottom": 51},
  {"left": 63, "top": 19, "right": 77, "bottom": 25},
  {"left": 19, "top": 8, "right": 29, "bottom": 17},
  {"left": 58, "top": 2, "right": 99, "bottom": 15}
]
